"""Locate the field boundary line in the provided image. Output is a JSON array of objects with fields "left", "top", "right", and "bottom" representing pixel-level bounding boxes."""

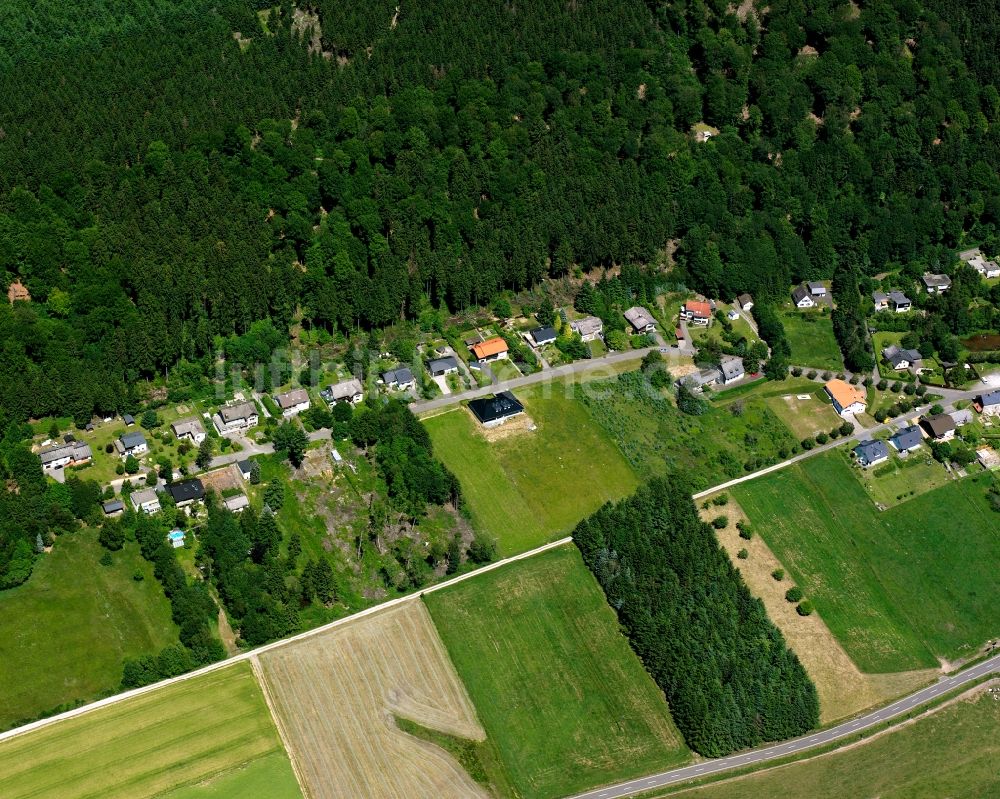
[
  {"left": 250, "top": 655, "right": 311, "bottom": 799},
  {"left": 0, "top": 536, "right": 572, "bottom": 745}
]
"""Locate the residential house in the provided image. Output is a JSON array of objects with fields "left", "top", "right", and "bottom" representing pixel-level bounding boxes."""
[
  {"left": 381, "top": 367, "right": 416, "bottom": 391},
  {"left": 527, "top": 326, "right": 558, "bottom": 348},
  {"left": 881, "top": 344, "right": 922, "bottom": 371},
  {"left": 720, "top": 356, "right": 745, "bottom": 384},
  {"left": 959, "top": 247, "right": 1000, "bottom": 279},
  {"left": 102, "top": 499, "right": 124, "bottom": 517},
  {"left": 737, "top": 293, "right": 754, "bottom": 311},
  {"left": 922, "top": 273, "right": 951, "bottom": 294},
  {"left": 428, "top": 356, "right": 460, "bottom": 377},
  {"left": 321, "top": 378, "right": 364, "bottom": 406},
  {"left": 7, "top": 279, "right": 30, "bottom": 304},
  {"left": 975, "top": 390, "right": 1000, "bottom": 417},
  {"left": 726, "top": 309, "right": 740, "bottom": 321},
  {"left": 468, "top": 391, "right": 524, "bottom": 427},
  {"left": 224, "top": 494, "right": 250, "bottom": 513},
  {"left": 681, "top": 366, "right": 723, "bottom": 391},
  {"left": 624, "top": 306, "right": 657, "bottom": 333},
  {"left": 214, "top": 401, "right": 259, "bottom": 434},
  {"left": 38, "top": 440, "right": 93, "bottom": 472},
  {"left": 273, "top": 388, "right": 311, "bottom": 417},
  {"left": 123, "top": 414, "right": 135, "bottom": 426},
  {"left": 950, "top": 408, "right": 974, "bottom": 427},
  {"left": 888, "top": 291, "right": 912, "bottom": 312},
  {"left": 171, "top": 418, "right": 206, "bottom": 444},
  {"left": 470, "top": 337, "right": 509, "bottom": 363},
  {"left": 168, "top": 478, "right": 205, "bottom": 508},
  {"left": 808, "top": 281, "right": 827, "bottom": 297},
  {"left": 825, "top": 379, "right": 866, "bottom": 416},
  {"left": 853, "top": 439, "right": 889, "bottom": 468},
  {"left": 570, "top": 316, "right": 604, "bottom": 341},
  {"left": 921, "top": 414, "right": 956, "bottom": 441},
  {"left": 115, "top": 431, "right": 148, "bottom": 458},
  {"left": 130, "top": 488, "right": 161, "bottom": 514},
  {"left": 680, "top": 301, "right": 712, "bottom": 327},
  {"left": 791, "top": 285, "right": 815, "bottom": 308},
  {"left": 889, "top": 425, "right": 923, "bottom": 453},
  {"left": 237, "top": 459, "right": 254, "bottom": 481},
  {"left": 872, "top": 291, "right": 889, "bottom": 312}
]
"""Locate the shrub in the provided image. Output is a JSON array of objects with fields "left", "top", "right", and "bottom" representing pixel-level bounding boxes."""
[
  {"left": 145, "top": 470, "right": 157, "bottom": 486},
  {"left": 140, "top": 410, "right": 159, "bottom": 429},
  {"left": 815, "top": 432, "right": 829, "bottom": 445},
  {"left": 712, "top": 494, "right": 729, "bottom": 506},
  {"left": 771, "top": 568, "right": 785, "bottom": 581},
  {"left": 828, "top": 427, "right": 841, "bottom": 439},
  {"left": 104, "top": 442, "right": 114, "bottom": 454},
  {"left": 877, "top": 379, "right": 888, "bottom": 391},
  {"left": 124, "top": 455, "right": 139, "bottom": 474},
  {"left": 737, "top": 548, "right": 749, "bottom": 560},
  {"left": 822, "top": 371, "right": 833, "bottom": 381},
  {"left": 115, "top": 462, "right": 125, "bottom": 475},
  {"left": 849, "top": 375, "right": 859, "bottom": 385},
  {"left": 839, "top": 422, "right": 854, "bottom": 436},
  {"left": 711, "top": 515, "right": 729, "bottom": 529},
  {"left": 930, "top": 403, "right": 945, "bottom": 415},
  {"left": 903, "top": 383, "right": 916, "bottom": 395},
  {"left": 891, "top": 381, "right": 902, "bottom": 392},
  {"left": 133, "top": 570, "right": 144, "bottom": 582},
  {"left": 738, "top": 524, "right": 753, "bottom": 540},
  {"left": 785, "top": 586, "right": 803, "bottom": 602},
  {"left": 874, "top": 409, "right": 887, "bottom": 423},
  {"left": 807, "top": 370, "right": 817, "bottom": 379},
  {"left": 801, "top": 437, "right": 814, "bottom": 450},
  {"left": 796, "top": 601, "right": 814, "bottom": 616},
  {"left": 863, "top": 377, "right": 873, "bottom": 387},
  {"left": 915, "top": 384, "right": 927, "bottom": 396}
]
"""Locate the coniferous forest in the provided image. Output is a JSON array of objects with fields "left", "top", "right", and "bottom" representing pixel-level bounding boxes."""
[
  {"left": 573, "top": 479, "right": 820, "bottom": 757},
  {"left": 2, "top": 0, "right": 1000, "bottom": 425}
]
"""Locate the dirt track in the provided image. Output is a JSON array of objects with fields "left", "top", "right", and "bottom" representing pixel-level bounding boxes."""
[{"left": 257, "top": 602, "right": 488, "bottom": 799}]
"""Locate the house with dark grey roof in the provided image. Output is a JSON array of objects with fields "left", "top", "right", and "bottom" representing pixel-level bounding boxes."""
[
  {"left": 115, "top": 431, "right": 148, "bottom": 458},
  {"left": 888, "top": 291, "right": 912, "bottom": 312},
  {"left": 922, "top": 273, "right": 951, "bottom": 294},
  {"left": 681, "top": 366, "right": 723, "bottom": 391},
  {"left": 791, "top": 285, "right": 815, "bottom": 308},
  {"left": 624, "top": 306, "right": 656, "bottom": 333},
  {"left": 468, "top": 391, "right": 525, "bottom": 427},
  {"left": 853, "top": 439, "right": 889, "bottom": 468},
  {"left": 214, "top": 401, "right": 259, "bottom": 434},
  {"left": 428, "top": 356, "right": 459, "bottom": 377},
  {"left": 123, "top": 413, "right": 135, "bottom": 426},
  {"left": 975, "top": 390, "right": 1000, "bottom": 417},
  {"left": 872, "top": 290, "right": 889, "bottom": 311},
  {"left": 921, "top": 414, "right": 956, "bottom": 441},
  {"left": 720, "top": 356, "right": 745, "bottom": 384},
  {"left": 527, "top": 327, "right": 557, "bottom": 348},
  {"left": 882, "top": 344, "right": 922, "bottom": 371},
  {"left": 737, "top": 293, "right": 754, "bottom": 311},
  {"left": 889, "top": 425, "right": 923, "bottom": 453},
  {"left": 102, "top": 499, "right": 124, "bottom": 516},
  {"left": 807, "top": 281, "right": 827, "bottom": 296},
  {"left": 38, "top": 440, "right": 93, "bottom": 472},
  {"left": 167, "top": 478, "right": 205, "bottom": 508},
  {"left": 238, "top": 459, "right": 254, "bottom": 481},
  {"left": 381, "top": 367, "right": 416, "bottom": 391}
]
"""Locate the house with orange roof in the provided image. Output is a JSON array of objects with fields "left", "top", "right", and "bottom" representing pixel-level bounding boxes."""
[
  {"left": 680, "top": 300, "right": 713, "bottom": 327},
  {"left": 469, "top": 336, "right": 509, "bottom": 364},
  {"left": 824, "top": 379, "right": 866, "bottom": 416}
]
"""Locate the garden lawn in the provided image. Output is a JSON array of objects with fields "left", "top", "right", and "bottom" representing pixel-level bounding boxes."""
[
  {"left": 425, "top": 546, "right": 689, "bottom": 799},
  {"left": 852, "top": 449, "right": 951, "bottom": 509},
  {"left": 0, "top": 663, "right": 300, "bottom": 799},
  {"left": 0, "top": 529, "right": 178, "bottom": 730},
  {"left": 780, "top": 309, "right": 844, "bottom": 370},
  {"left": 733, "top": 451, "right": 1000, "bottom": 673},
  {"left": 763, "top": 389, "right": 843, "bottom": 439},
  {"left": 424, "top": 387, "right": 638, "bottom": 554},
  {"left": 666, "top": 691, "right": 1000, "bottom": 799}
]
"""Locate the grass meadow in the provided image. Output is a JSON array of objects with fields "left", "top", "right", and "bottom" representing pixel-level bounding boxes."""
[
  {"left": 0, "top": 663, "right": 300, "bottom": 799},
  {"left": 666, "top": 690, "right": 1000, "bottom": 799},
  {"left": 424, "top": 387, "right": 639, "bottom": 554},
  {"left": 0, "top": 529, "right": 178, "bottom": 730},
  {"left": 425, "top": 546, "right": 689, "bottom": 799},
  {"left": 161, "top": 751, "right": 301, "bottom": 799},
  {"left": 733, "top": 451, "right": 1000, "bottom": 673},
  {"left": 780, "top": 309, "right": 844, "bottom": 370}
]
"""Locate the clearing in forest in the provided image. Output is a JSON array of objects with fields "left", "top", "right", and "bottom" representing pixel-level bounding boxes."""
[
  {"left": 425, "top": 546, "right": 690, "bottom": 799},
  {"left": 257, "top": 602, "right": 490, "bottom": 799},
  {"left": 0, "top": 664, "right": 300, "bottom": 799}
]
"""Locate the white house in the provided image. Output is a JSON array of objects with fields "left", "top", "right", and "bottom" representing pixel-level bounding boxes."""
[
  {"left": 214, "top": 401, "right": 259, "bottom": 434},
  {"left": 825, "top": 379, "right": 866, "bottom": 416},
  {"left": 171, "top": 418, "right": 206, "bottom": 444},
  {"left": 381, "top": 367, "right": 416, "bottom": 391},
  {"left": 807, "top": 281, "right": 827, "bottom": 296},
  {"left": 130, "top": 488, "right": 161, "bottom": 514},
  {"left": 959, "top": 247, "right": 1000, "bottom": 279},
  {"left": 38, "top": 440, "right": 93, "bottom": 472},
  {"left": 115, "top": 432, "right": 148, "bottom": 458},
  {"left": 720, "top": 356, "right": 745, "bottom": 384},
  {"left": 737, "top": 293, "right": 754, "bottom": 311},
  {"left": 624, "top": 306, "right": 657, "bottom": 333},
  {"left": 569, "top": 316, "right": 604, "bottom": 341},
  {"left": 922, "top": 273, "right": 951, "bottom": 294},
  {"left": 888, "top": 291, "right": 912, "bottom": 313},
  {"left": 681, "top": 301, "right": 712, "bottom": 327},
  {"left": 976, "top": 390, "right": 1000, "bottom": 417},
  {"left": 428, "top": 356, "right": 460, "bottom": 377},
  {"left": 527, "top": 327, "right": 557, "bottom": 348},
  {"left": 791, "top": 285, "right": 815, "bottom": 308},
  {"left": 321, "top": 378, "right": 364, "bottom": 406},
  {"left": 872, "top": 291, "right": 889, "bottom": 312},
  {"left": 273, "top": 388, "right": 310, "bottom": 417}
]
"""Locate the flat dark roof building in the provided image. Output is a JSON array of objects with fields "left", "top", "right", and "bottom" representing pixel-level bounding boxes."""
[
  {"left": 468, "top": 391, "right": 525, "bottom": 425},
  {"left": 167, "top": 478, "right": 205, "bottom": 505}
]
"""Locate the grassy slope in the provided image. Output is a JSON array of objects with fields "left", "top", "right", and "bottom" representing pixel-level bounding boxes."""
[
  {"left": 780, "top": 310, "right": 844, "bottom": 371},
  {"left": 0, "top": 529, "right": 178, "bottom": 729},
  {"left": 734, "top": 452, "right": 1000, "bottom": 672},
  {"left": 425, "top": 546, "right": 689, "bottom": 799},
  {"left": 669, "top": 692, "right": 1000, "bottom": 799},
  {"left": 424, "top": 387, "right": 639, "bottom": 554},
  {"left": 0, "top": 664, "right": 299, "bottom": 799}
]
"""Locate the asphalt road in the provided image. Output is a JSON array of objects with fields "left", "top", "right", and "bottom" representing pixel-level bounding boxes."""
[{"left": 565, "top": 653, "right": 1000, "bottom": 799}]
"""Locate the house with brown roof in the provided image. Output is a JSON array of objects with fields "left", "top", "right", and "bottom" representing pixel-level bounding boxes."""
[
  {"left": 273, "top": 388, "right": 310, "bottom": 417},
  {"left": 470, "top": 336, "right": 509, "bottom": 363},
  {"left": 921, "top": 413, "right": 956, "bottom": 441},
  {"left": 825, "top": 379, "right": 866, "bottom": 416},
  {"left": 624, "top": 306, "right": 657, "bottom": 333},
  {"left": 680, "top": 300, "right": 712, "bottom": 327},
  {"left": 569, "top": 316, "right": 604, "bottom": 342}
]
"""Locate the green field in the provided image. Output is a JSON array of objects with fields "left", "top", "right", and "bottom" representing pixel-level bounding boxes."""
[
  {"left": 0, "top": 529, "right": 178, "bottom": 730},
  {"left": 0, "top": 664, "right": 299, "bottom": 799},
  {"left": 669, "top": 692, "right": 1000, "bottom": 799},
  {"left": 424, "top": 388, "right": 639, "bottom": 554},
  {"left": 424, "top": 546, "right": 689, "bottom": 799},
  {"left": 763, "top": 388, "right": 843, "bottom": 439},
  {"left": 852, "top": 450, "right": 951, "bottom": 509},
  {"left": 734, "top": 452, "right": 1000, "bottom": 672},
  {"left": 161, "top": 751, "right": 301, "bottom": 799},
  {"left": 780, "top": 309, "right": 844, "bottom": 370}
]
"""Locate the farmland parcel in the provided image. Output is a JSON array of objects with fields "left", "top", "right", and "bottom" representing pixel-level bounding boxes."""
[
  {"left": 0, "top": 664, "right": 300, "bottom": 799},
  {"left": 425, "top": 546, "right": 689, "bottom": 799},
  {"left": 733, "top": 452, "right": 1000, "bottom": 673},
  {"left": 258, "top": 602, "right": 490, "bottom": 799}
]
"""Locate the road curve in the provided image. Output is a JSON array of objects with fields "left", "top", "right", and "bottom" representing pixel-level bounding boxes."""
[{"left": 565, "top": 653, "right": 1000, "bottom": 799}]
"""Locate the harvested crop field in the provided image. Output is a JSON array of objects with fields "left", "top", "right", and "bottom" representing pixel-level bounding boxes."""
[{"left": 258, "top": 602, "right": 489, "bottom": 799}]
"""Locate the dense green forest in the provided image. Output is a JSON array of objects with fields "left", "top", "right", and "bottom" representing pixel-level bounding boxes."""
[
  {"left": 574, "top": 478, "right": 819, "bottom": 757},
  {"left": 3, "top": 0, "right": 1000, "bottom": 425}
]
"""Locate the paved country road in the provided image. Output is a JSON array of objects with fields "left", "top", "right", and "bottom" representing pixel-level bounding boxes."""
[{"left": 565, "top": 653, "right": 1000, "bottom": 799}]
